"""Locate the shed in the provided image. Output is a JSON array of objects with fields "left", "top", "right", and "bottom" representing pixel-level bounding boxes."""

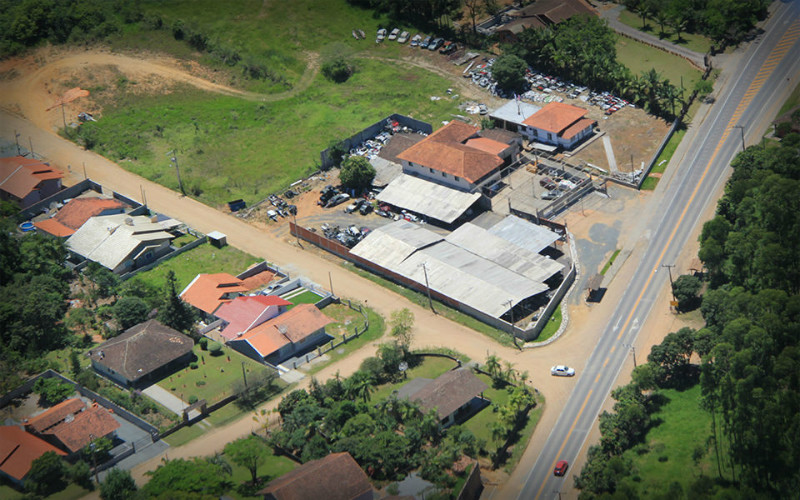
[{"left": 207, "top": 231, "right": 227, "bottom": 248}]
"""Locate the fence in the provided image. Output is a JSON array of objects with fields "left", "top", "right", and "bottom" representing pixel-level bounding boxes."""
[
  {"left": 456, "top": 461, "right": 484, "bottom": 500},
  {"left": 319, "top": 114, "right": 433, "bottom": 169},
  {"left": 16, "top": 178, "right": 103, "bottom": 222},
  {"left": 118, "top": 235, "right": 207, "bottom": 281}
]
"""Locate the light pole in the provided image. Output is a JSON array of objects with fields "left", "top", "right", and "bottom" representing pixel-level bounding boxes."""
[
  {"left": 662, "top": 263, "right": 676, "bottom": 301},
  {"left": 167, "top": 150, "right": 186, "bottom": 195},
  {"left": 623, "top": 343, "right": 637, "bottom": 367},
  {"left": 420, "top": 262, "right": 436, "bottom": 314},
  {"left": 89, "top": 434, "right": 99, "bottom": 485},
  {"left": 733, "top": 125, "right": 746, "bottom": 152}
]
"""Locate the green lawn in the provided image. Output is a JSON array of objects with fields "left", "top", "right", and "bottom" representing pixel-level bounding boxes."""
[
  {"left": 619, "top": 384, "right": 715, "bottom": 496},
  {"left": 617, "top": 9, "right": 714, "bottom": 54},
  {"left": 305, "top": 306, "right": 385, "bottom": 375},
  {"left": 225, "top": 455, "right": 298, "bottom": 500},
  {"left": 529, "top": 305, "right": 561, "bottom": 344},
  {"left": 132, "top": 241, "right": 259, "bottom": 291},
  {"left": 600, "top": 249, "right": 622, "bottom": 275},
  {"left": 777, "top": 80, "right": 800, "bottom": 116},
  {"left": 283, "top": 290, "right": 323, "bottom": 307},
  {"left": 0, "top": 482, "right": 91, "bottom": 500},
  {"left": 616, "top": 34, "right": 702, "bottom": 93},
  {"left": 370, "top": 356, "right": 457, "bottom": 402},
  {"left": 155, "top": 343, "right": 271, "bottom": 404}
]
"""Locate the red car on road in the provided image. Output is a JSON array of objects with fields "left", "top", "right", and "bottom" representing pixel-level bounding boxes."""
[{"left": 554, "top": 460, "right": 569, "bottom": 476}]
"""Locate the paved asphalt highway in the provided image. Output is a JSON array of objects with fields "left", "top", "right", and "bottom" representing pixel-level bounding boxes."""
[{"left": 517, "top": 2, "right": 800, "bottom": 498}]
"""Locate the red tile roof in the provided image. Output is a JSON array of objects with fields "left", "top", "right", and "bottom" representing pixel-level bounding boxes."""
[
  {"left": 239, "top": 304, "right": 333, "bottom": 357},
  {"left": 561, "top": 117, "right": 596, "bottom": 140},
  {"left": 25, "top": 398, "right": 84, "bottom": 434},
  {"left": 0, "top": 426, "right": 66, "bottom": 482},
  {"left": 397, "top": 121, "right": 504, "bottom": 184},
  {"left": 33, "top": 218, "right": 75, "bottom": 237},
  {"left": 0, "top": 156, "right": 62, "bottom": 200},
  {"left": 180, "top": 273, "right": 248, "bottom": 314},
  {"left": 522, "top": 102, "right": 588, "bottom": 134},
  {"left": 46, "top": 405, "right": 120, "bottom": 453},
  {"left": 53, "top": 198, "right": 126, "bottom": 230},
  {"left": 464, "top": 137, "right": 510, "bottom": 155},
  {"left": 258, "top": 452, "right": 372, "bottom": 500},
  {"left": 216, "top": 295, "right": 292, "bottom": 340}
]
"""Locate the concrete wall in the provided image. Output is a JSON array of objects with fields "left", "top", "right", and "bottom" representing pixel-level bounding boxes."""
[
  {"left": 16, "top": 178, "right": 103, "bottom": 221},
  {"left": 118, "top": 235, "right": 207, "bottom": 281}
]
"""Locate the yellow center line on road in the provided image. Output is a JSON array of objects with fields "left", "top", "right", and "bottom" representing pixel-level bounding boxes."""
[
  {"left": 532, "top": 26, "right": 800, "bottom": 500},
  {"left": 534, "top": 389, "right": 593, "bottom": 500},
  {"left": 595, "top": 373, "right": 602, "bottom": 383},
  {"left": 602, "top": 357, "right": 610, "bottom": 368}
]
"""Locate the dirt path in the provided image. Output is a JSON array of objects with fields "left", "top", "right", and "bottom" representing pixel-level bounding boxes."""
[{"left": 0, "top": 47, "right": 319, "bottom": 133}]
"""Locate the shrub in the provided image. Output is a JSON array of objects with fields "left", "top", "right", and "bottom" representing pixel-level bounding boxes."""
[
  {"left": 208, "top": 342, "right": 222, "bottom": 355},
  {"left": 322, "top": 57, "right": 354, "bottom": 83},
  {"left": 190, "top": 362, "right": 199, "bottom": 370},
  {"left": 199, "top": 337, "right": 208, "bottom": 350},
  {"left": 188, "top": 395, "right": 198, "bottom": 404},
  {"left": 196, "top": 380, "right": 206, "bottom": 386}
]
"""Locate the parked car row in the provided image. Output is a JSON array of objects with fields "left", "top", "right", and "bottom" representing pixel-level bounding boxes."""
[
  {"left": 267, "top": 194, "right": 297, "bottom": 221},
  {"left": 376, "top": 29, "right": 457, "bottom": 54},
  {"left": 344, "top": 198, "right": 373, "bottom": 216},
  {"left": 319, "top": 185, "right": 352, "bottom": 209},
  {"left": 321, "top": 223, "right": 371, "bottom": 248}
]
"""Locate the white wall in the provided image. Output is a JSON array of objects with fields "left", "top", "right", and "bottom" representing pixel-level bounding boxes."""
[{"left": 401, "top": 160, "right": 477, "bottom": 192}]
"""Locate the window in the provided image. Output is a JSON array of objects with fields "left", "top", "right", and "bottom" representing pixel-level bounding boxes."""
[
  {"left": 548, "top": 132, "right": 553, "bottom": 140},
  {"left": 454, "top": 176, "right": 460, "bottom": 182},
  {"left": 532, "top": 129, "right": 538, "bottom": 137},
  {"left": 441, "top": 172, "right": 447, "bottom": 177},
  {"left": 429, "top": 168, "right": 434, "bottom": 173}
]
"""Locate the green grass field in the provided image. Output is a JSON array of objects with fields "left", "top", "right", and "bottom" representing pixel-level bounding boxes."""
[
  {"left": 305, "top": 306, "right": 385, "bottom": 376},
  {"left": 778, "top": 80, "right": 800, "bottom": 116},
  {"left": 370, "top": 356, "right": 457, "bottom": 402},
  {"left": 617, "top": 9, "right": 714, "bottom": 54},
  {"left": 619, "top": 384, "right": 718, "bottom": 496},
  {"left": 616, "top": 35, "right": 703, "bottom": 93},
  {"left": 133, "top": 241, "right": 259, "bottom": 291}
]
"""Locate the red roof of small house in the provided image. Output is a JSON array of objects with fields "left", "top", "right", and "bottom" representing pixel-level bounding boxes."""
[
  {"left": 53, "top": 198, "right": 126, "bottom": 230},
  {"left": 522, "top": 102, "right": 588, "bottom": 134},
  {"left": 25, "top": 398, "right": 84, "bottom": 434},
  {"left": 0, "top": 156, "right": 62, "bottom": 200},
  {"left": 238, "top": 304, "right": 333, "bottom": 357},
  {"left": 33, "top": 218, "right": 75, "bottom": 237},
  {"left": 561, "top": 117, "right": 596, "bottom": 140},
  {"left": 180, "top": 273, "right": 248, "bottom": 314},
  {"left": 0, "top": 426, "right": 66, "bottom": 482},
  {"left": 46, "top": 405, "right": 120, "bottom": 453},
  {"left": 216, "top": 295, "right": 293, "bottom": 340},
  {"left": 397, "top": 121, "right": 504, "bottom": 184},
  {"left": 258, "top": 452, "right": 372, "bottom": 500}
]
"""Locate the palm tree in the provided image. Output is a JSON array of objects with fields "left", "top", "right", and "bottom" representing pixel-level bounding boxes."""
[
  {"left": 344, "top": 371, "right": 374, "bottom": 403},
  {"left": 668, "top": 12, "right": 689, "bottom": 42},
  {"left": 655, "top": 10, "right": 671, "bottom": 37},
  {"left": 206, "top": 453, "right": 232, "bottom": 476},
  {"left": 485, "top": 355, "right": 501, "bottom": 377}
]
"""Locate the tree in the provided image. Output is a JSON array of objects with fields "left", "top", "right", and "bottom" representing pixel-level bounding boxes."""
[
  {"left": 33, "top": 377, "right": 74, "bottom": 404},
  {"left": 672, "top": 274, "right": 702, "bottom": 311},
  {"left": 344, "top": 370, "right": 375, "bottom": 403},
  {"left": 464, "top": 0, "right": 483, "bottom": 33},
  {"left": 322, "top": 57, "right": 354, "bottom": 83},
  {"left": 100, "top": 468, "right": 137, "bottom": 500},
  {"left": 491, "top": 54, "right": 528, "bottom": 93},
  {"left": 224, "top": 435, "right": 268, "bottom": 485},
  {"left": 157, "top": 270, "right": 196, "bottom": 333},
  {"left": 143, "top": 457, "right": 231, "bottom": 497},
  {"left": 339, "top": 155, "right": 376, "bottom": 192},
  {"left": 389, "top": 308, "right": 415, "bottom": 350},
  {"left": 694, "top": 79, "right": 713, "bottom": 99},
  {"left": 26, "top": 451, "right": 68, "bottom": 496},
  {"left": 85, "top": 262, "right": 120, "bottom": 300},
  {"left": 113, "top": 296, "right": 150, "bottom": 331}
]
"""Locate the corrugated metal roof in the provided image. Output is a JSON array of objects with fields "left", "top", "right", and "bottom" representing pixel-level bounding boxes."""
[
  {"left": 487, "top": 214, "right": 560, "bottom": 253},
  {"left": 445, "top": 223, "right": 563, "bottom": 282},
  {"left": 489, "top": 100, "right": 541, "bottom": 126},
  {"left": 349, "top": 219, "right": 441, "bottom": 267},
  {"left": 369, "top": 156, "right": 402, "bottom": 187},
  {"left": 376, "top": 174, "right": 481, "bottom": 224}
]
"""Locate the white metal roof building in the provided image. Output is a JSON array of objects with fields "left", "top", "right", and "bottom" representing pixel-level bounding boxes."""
[
  {"left": 489, "top": 100, "right": 541, "bottom": 128},
  {"left": 350, "top": 216, "right": 563, "bottom": 319},
  {"left": 376, "top": 174, "right": 482, "bottom": 225},
  {"left": 487, "top": 214, "right": 560, "bottom": 253}
]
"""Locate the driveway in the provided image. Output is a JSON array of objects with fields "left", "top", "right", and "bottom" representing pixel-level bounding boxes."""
[{"left": 142, "top": 384, "right": 186, "bottom": 415}]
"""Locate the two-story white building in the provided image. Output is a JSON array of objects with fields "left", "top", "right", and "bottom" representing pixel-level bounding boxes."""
[{"left": 519, "top": 102, "right": 596, "bottom": 149}]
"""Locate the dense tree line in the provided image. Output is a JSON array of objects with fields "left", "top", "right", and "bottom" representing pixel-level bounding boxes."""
[
  {"left": 504, "top": 15, "right": 685, "bottom": 120},
  {"left": 576, "top": 135, "right": 800, "bottom": 498},
  {"left": 346, "top": 0, "right": 463, "bottom": 31},
  {"left": 0, "top": 0, "right": 141, "bottom": 58},
  {"left": 622, "top": 0, "right": 770, "bottom": 48}
]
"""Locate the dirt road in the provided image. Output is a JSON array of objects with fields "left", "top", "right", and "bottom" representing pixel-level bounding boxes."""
[{"left": 0, "top": 47, "right": 699, "bottom": 499}]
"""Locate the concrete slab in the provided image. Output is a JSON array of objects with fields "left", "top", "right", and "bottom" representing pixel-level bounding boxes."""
[
  {"left": 279, "top": 369, "right": 305, "bottom": 384},
  {"left": 602, "top": 135, "right": 618, "bottom": 172},
  {"left": 142, "top": 384, "right": 187, "bottom": 415}
]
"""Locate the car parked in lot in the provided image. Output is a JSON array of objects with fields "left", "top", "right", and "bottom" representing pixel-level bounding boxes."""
[
  {"left": 554, "top": 460, "right": 569, "bottom": 476},
  {"left": 410, "top": 34, "right": 422, "bottom": 47},
  {"left": 551, "top": 365, "right": 575, "bottom": 377},
  {"left": 428, "top": 38, "right": 444, "bottom": 51},
  {"left": 439, "top": 41, "right": 456, "bottom": 54},
  {"left": 359, "top": 202, "right": 373, "bottom": 215},
  {"left": 420, "top": 35, "right": 432, "bottom": 49},
  {"left": 376, "top": 28, "right": 387, "bottom": 43},
  {"left": 326, "top": 193, "right": 350, "bottom": 208},
  {"left": 397, "top": 31, "right": 409, "bottom": 43},
  {"left": 388, "top": 28, "right": 400, "bottom": 40}
]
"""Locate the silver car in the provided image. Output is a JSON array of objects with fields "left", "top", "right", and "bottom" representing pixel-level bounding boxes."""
[
  {"left": 551, "top": 365, "right": 575, "bottom": 377},
  {"left": 397, "top": 31, "right": 409, "bottom": 43},
  {"left": 388, "top": 28, "right": 400, "bottom": 40},
  {"left": 376, "top": 28, "right": 387, "bottom": 43}
]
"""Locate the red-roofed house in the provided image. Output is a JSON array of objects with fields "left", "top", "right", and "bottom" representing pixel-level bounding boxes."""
[
  {"left": 229, "top": 304, "right": 334, "bottom": 364},
  {"left": 0, "top": 156, "right": 63, "bottom": 208},
  {"left": 216, "top": 295, "right": 292, "bottom": 341},
  {"left": 44, "top": 405, "right": 120, "bottom": 454},
  {"left": 258, "top": 452, "right": 373, "bottom": 500},
  {"left": 0, "top": 426, "right": 66, "bottom": 486},
  {"left": 34, "top": 197, "right": 126, "bottom": 237},
  {"left": 397, "top": 121, "right": 516, "bottom": 193},
  {"left": 180, "top": 273, "right": 249, "bottom": 316},
  {"left": 495, "top": 0, "right": 597, "bottom": 43},
  {"left": 24, "top": 398, "right": 85, "bottom": 435},
  {"left": 520, "top": 102, "right": 596, "bottom": 149}
]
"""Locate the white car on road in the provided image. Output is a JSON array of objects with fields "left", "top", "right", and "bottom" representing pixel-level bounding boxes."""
[{"left": 551, "top": 365, "right": 575, "bottom": 377}]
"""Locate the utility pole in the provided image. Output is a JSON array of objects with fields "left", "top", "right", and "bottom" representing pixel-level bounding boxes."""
[
  {"left": 420, "top": 262, "right": 436, "bottom": 314},
  {"left": 623, "top": 343, "right": 637, "bottom": 367},
  {"left": 14, "top": 130, "right": 21, "bottom": 156},
  {"left": 241, "top": 362, "right": 248, "bottom": 388},
  {"left": 89, "top": 434, "right": 99, "bottom": 485},
  {"left": 505, "top": 299, "right": 520, "bottom": 349},
  {"left": 328, "top": 271, "right": 335, "bottom": 297},
  {"left": 167, "top": 150, "right": 186, "bottom": 195},
  {"left": 29, "top": 137, "right": 34, "bottom": 158},
  {"left": 733, "top": 125, "right": 746, "bottom": 152},
  {"left": 662, "top": 263, "right": 677, "bottom": 301}
]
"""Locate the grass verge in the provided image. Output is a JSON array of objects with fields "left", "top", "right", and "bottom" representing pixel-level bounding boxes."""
[
  {"left": 529, "top": 305, "right": 561, "bottom": 344},
  {"left": 777, "top": 80, "right": 800, "bottom": 116},
  {"left": 600, "top": 249, "right": 622, "bottom": 275},
  {"left": 616, "top": 9, "right": 714, "bottom": 54},
  {"left": 615, "top": 34, "right": 702, "bottom": 93},
  {"left": 344, "top": 263, "right": 516, "bottom": 348},
  {"left": 304, "top": 306, "right": 385, "bottom": 376}
]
